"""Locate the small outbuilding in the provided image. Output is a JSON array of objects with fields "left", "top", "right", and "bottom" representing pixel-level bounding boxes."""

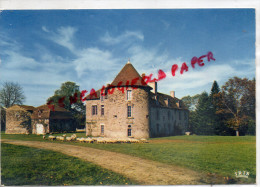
[
  {"left": 31, "top": 104, "right": 75, "bottom": 134},
  {"left": 5, "top": 105, "right": 35, "bottom": 134}
]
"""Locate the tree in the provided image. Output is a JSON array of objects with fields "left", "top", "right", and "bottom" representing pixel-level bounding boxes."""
[
  {"left": 191, "top": 92, "right": 214, "bottom": 135},
  {"left": 181, "top": 94, "right": 201, "bottom": 111},
  {"left": 209, "top": 80, "right": 227, "bottom": 135},
  {"left": 0, "top": 82, "right": 26, "bottom": 108},
  {"left": 210, "top": 80, "right": 220, "bottom": 99},
  {"left": 216, "top": 77, "right": 255, "bottom": 136},
  {"left": 47, "top": 81, "right": 86, "bottom": 128}
]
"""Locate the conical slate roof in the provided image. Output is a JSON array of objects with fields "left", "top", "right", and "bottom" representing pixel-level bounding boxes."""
[
  {"left": 111, "top": 62, "right": 147, "bottom": 87},
  {"left": 85, "top": 61, "right": 151, "bottom": 100}
]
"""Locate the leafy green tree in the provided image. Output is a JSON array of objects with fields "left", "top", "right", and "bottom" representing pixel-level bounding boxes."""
[
  {"left": 47, "top": 81, "right": 86, "bottom": 128},
  {"left": 216, "top": 77, "right": 255, "bottom": 136},
  {"left": 181, "top": 94, "right": 201, "bottom": 111}
]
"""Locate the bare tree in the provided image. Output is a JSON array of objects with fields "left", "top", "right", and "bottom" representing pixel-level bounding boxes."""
[{"left": 0, "top": 82, "right": 26, "bottom": 108}]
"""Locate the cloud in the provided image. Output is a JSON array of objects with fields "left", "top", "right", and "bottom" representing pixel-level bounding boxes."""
[
  {"left": 50, "top": 26, "right": 78, "bottom": 52},
  {"left": 161, "top": 20, "right": 170, "bottom": 30},
  {"left": 124, "top": 43, "right": 255, "bottom": 98},
  {"left": 44, "top": 26, "right": 121, "bottom": 79},
  {"left": 162, "top": 64, "right": 236, "bottom": 89},
  {"left": 100, "top": 31, "right": 144, "bottom": 45},
  {"left": 1, "top": 25, "right": 255, "bottom": 106},
  {"left": 0, "top": 31, "right": 80, "bottom": 106},
  {"left": 42, "top": 26, "right": 49, "bottom": 33},
  {"left": 0, "top": 32, "right": 20, "bottom": 50},
  {"left": 126, "top": 45, "right": 191, "bottom": 87},
  {"left": 156, "top": 60, "right": 255, "bottom": 98},
  {"left": 3, "top": 51, "right": 40, "bottom": 70},
  {"left": 73, "top": 47, "right": 119, "bottom": 77}
]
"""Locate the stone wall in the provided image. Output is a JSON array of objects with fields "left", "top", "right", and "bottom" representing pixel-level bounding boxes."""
[
  {"left": 32, "top": 119, "right": 50, "bottom": 134},
  {"left": 6, "top": 109, "right": 32, "bottom": 134},
  {"left": 1, "top": 108, "right": 6, "bottom": 131},
  {"left": 86, "top": 87, "right": 150, "bottom": 139},
  {"left": 149, "top": 106, "right": 189, "bottom": 137},
  {"left": 32, "top": 119, "right": 75, "bottom": 134}
]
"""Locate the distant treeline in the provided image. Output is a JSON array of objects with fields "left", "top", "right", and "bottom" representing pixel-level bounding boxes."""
[{"left": 181, "top": 77, "right": 255, "bottom": 136}]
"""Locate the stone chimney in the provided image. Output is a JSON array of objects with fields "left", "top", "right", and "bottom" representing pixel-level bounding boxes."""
[
  {"left": 148, "top": 82, "right": 157, "bottom": 94},
  {"left": 170, "top": 91, "right": 175, "bottom": 98}
]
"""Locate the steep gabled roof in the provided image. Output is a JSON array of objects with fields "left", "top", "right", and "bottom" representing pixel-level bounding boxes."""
[
  {"left": 35, "top": 104, "right": 69, "bottom": 112},
  {"left": 20, "top": 105, "right": 35, "bottom": 111},
  {"left": 6, "top": 105, "right": 35, "bottom": 112},
  {"left": 111, "top": 62, "right": 147, "bottom": 87},
  {"left": 31, "top": 104, "right": 72, "bottom": 119}
]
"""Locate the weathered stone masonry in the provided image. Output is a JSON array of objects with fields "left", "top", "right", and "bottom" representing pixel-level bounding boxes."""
[
  {"left": 5, "top": 104, "right": 75, "bottom": 134},
  {"left": 86, "top": 61, "right": 189, "bottom": 139},
  {"left": 5, "top": 105, "right": 34, "bottom": 134}
]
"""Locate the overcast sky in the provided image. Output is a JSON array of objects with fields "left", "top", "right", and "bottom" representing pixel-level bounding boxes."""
[{"left": 0, "top": 9, "right": 255, "bottom": 107}]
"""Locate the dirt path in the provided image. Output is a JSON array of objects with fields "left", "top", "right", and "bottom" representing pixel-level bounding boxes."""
[{"left": 2, "top": 139, "right": 213, "bottom": 185}]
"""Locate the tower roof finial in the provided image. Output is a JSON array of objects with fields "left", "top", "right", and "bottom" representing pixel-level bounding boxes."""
[{"left": 127, "top": 58, "right": 131, "bottom": 64}]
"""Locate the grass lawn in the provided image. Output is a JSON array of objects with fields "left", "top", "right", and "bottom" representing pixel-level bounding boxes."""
[
  {"left": 1, "top": 143, "right": 137, "bottom": 186},
  {"left": 1, "top": 132, "right": 256, "bottom": 184},
  {"left": 64, "top": 135, "right": 256, "bottom": 183}
]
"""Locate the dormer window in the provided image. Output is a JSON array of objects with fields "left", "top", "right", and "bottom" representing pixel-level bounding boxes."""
[{"left": 164, "top": 98, "right": 169, "bottom": 107}]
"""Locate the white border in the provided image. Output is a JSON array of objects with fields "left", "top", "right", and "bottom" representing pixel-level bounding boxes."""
[
  {"left": 0, "top": 1, "right": 259, "bottom": 187},
  {"left": 0, "top": 0, "right": 259, "bottom": 9}
]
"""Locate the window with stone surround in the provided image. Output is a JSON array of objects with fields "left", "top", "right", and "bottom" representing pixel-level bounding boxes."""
[
  {"left": 101, "top": 105, "right": 104, "bottom": 116},
  {"left": 101, "top": 124, "right": 104, "bottom": 135},
  {"left": 127, "top": 105, "right": 132, "bottom": 117},
  {"left": 128, "top": 125, "right": 132, "bottom": 136},
  {"left": 127, "top": 90, "right": 132, "bottom": 100},
  {"left": 92, "top": 105, "right": 97, "bottom": 115}
]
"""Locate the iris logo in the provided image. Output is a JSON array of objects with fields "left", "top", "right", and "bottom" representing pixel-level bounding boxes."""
[{"left": 235, "top": 171, "right": 250, "bottom": 178}]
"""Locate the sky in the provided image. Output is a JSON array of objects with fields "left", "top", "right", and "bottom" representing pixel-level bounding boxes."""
[{"left": 0, "top": 9, "right": 256, "bottom": 107}]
